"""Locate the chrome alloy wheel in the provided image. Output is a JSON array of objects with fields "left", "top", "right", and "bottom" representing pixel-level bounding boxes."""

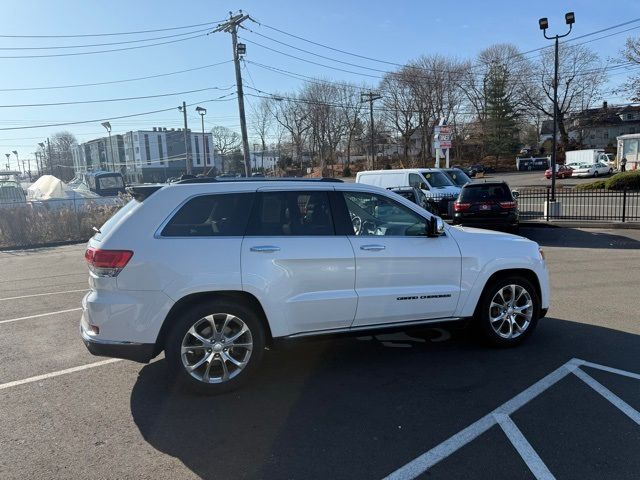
[
  {"left": 489, "top": 284, "right": 533, "bottom": 339},
  {"left": 181, "top": 313, "right": 253, "bottom": 384}
]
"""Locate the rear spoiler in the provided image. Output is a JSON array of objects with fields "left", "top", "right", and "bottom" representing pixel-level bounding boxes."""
[{"left": 126, "top": 185, "right": 164, "bottom": 201}]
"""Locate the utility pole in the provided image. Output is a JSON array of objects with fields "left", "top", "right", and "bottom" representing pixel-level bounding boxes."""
[
  {"left": 178, "top": 101, "right": 192, "bottom": 174},
  {"left": 361, "top": 91, "right": 382, "bottom": 170},
  {"left": 212, "top": 12, "right": 251, "bottom": 177},
  {"left": 47, "top": 138, "right": 53, "bottom": 175}
]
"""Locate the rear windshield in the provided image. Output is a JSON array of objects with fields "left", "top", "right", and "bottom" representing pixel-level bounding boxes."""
[
  {"left": 93, "top": 199, "right": 139, "bottom": 241},
  {"left": 420, "top": 171, "right": 454, "bottom": 188},
  {"left": 98, "top": 176, "right": 124, "bottom": 190},
  {"left": 460, "top": 184, "right": 512, "bottom": 202}
]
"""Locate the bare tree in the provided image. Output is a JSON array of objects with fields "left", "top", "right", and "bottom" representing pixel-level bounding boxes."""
[
  {"left": 211, "top": 126, "right": 241, "bottom": 172},
  {"left": 270, "top": 94, "right": 311, "bottom": 166},
  {"left": 303, "top": 82, "right": 348, "bottom": 173},
  {"left": 250, "top": 98, "right": 272, "bottom": 171},
  {"left": 522, "top": 44, "right": 606, "bottom": 149},
  {"left": 405, "top": 55, "right": 469, "bottom": 164},
  {"left": 338, "top": 82, "right": 366, "bottom": 166},
  {"left": 618, "top": 37, "right": 640, "bottom": 101},
  {"left": 379, "top": 70, "right": 420, "bottom": 165},
  {"left": 50, "top": 131, "right": 77, "bottom": 180}
]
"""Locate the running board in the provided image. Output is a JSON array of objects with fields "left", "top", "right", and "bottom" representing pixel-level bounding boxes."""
[{"left": 282, "top": 317, "right": 466, "bottom": 339}]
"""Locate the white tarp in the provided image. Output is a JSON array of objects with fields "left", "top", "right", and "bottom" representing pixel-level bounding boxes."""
[{"left": 27, "top": 175, "right": 67, "bottom": 200}]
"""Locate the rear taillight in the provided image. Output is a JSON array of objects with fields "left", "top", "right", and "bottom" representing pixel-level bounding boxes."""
[
  {"left": 454, "top": 202, "right": 471, "bottom": 212},
  {"left": 499, "top": 201, "right": 517, "bottom": 209},
  {"left": 85, "top": 247, "right": 133, "bottom": 277}
]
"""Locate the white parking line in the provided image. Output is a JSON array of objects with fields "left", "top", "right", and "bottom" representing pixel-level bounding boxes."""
[
  {"left": 573, "top": 368, "right": 640, "bottom": 425},
  {"left": 383, "top": 358, "right": 640, "bottom": 480},
  {"left": 0, "top": 358, "right": 122, "bottom": 391},
  {"left": 495, "top": 414, "right": 555, "bottom": 480},
  {"left": 0, "top": 307, "right": 82, "bottom": 325},
  {"left": 384, "top": 361, "right": 577, "bottom": 480},
  {"left": 0, "top": 289, "right": 87, "bottom": 301}
]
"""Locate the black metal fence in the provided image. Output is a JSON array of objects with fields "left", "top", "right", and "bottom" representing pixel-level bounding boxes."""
[{"left": 517, "top": 187, "right": 640, "bottom": 222}]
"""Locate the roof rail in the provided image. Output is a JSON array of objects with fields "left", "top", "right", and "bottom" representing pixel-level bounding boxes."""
[{"left": 176, "top": 177, "right": 343, "bottom": 184}]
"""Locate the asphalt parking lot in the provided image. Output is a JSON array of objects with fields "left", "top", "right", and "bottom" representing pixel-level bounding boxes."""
[{"left": 0, "top": 228, "right": 639, "bottom": 479}]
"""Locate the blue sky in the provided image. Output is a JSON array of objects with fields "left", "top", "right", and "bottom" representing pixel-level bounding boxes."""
[{"left": 1, "top": 0, "right": 639, "bottom": 169}]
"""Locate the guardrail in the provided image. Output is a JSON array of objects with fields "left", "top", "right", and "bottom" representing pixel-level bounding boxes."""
[{"left": 517, "top": 187, "right": 640, "bottom": 222}]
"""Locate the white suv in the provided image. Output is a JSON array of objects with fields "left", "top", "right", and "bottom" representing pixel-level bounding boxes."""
[{"left": 81, "top": 178, "right": 549, "bottom": 394}]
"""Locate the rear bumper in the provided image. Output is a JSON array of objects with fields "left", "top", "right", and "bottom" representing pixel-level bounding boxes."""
[
  {"left": 80, "top": 318, "right": 155, "bottom": 363},
  {"left": 452, "top": 214, "right": 518, "bottom": 227}
]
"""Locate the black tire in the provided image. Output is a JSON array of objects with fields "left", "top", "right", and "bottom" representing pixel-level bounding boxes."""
[
  {"left": 476, "top": 275, "right": 540, "bottom": 347},
  {"left": 593, "top": 171, "right": 599, "bottom": 177},
  {"left": 165, "top": 299, "right": 266, "bottom": 394}
]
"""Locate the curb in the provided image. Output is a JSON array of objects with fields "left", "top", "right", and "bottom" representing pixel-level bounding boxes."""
[
  {"left": 0, "top": 239, "right": 87, "bottom": 252},
  {"left": 520, "top": 221, "right": 640, "bottom": 230}
]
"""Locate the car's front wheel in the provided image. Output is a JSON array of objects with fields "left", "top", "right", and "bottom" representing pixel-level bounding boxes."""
[
  {"left": 165, "top": 299, "right": 266, "bottom": 394},
  {"left": 476, "top": 276, "right": 540, "bottom": 346}
]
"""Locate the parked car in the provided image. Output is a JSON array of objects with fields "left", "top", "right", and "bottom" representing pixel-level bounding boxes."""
[
  {"left": 453, "top": 181, "right": 519, "bottom": 233},
  {"left": 452, "top": 165, "right": 475, "bottom": 177},
  {"left": 441, "top": 168, "right": 473, "bottom": 187},
  {"left": 387, "top": 186, "right": 438, "bottom": 215},
  {"left": 0, "top": 179, "right": 27, "bottom": 207},
  {"left": 81, "top": 178, "right": 549, "bottom": 394},
  {"left": 570, "top": 162, "right": 612, "bottom": 177},
  {"left": 544, "top": 165, "right": 573, "bottom": 179}
]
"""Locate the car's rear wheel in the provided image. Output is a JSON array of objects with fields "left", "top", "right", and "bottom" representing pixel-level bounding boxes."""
[
  {"left": 476, "top": 276, "right": 539, "bottom": 347},
  {"left": 593, "top": 171, "right": 599, "bottom": 177},
  {"left": 165, "top": 299, "right": 266, "bottom": 394}
]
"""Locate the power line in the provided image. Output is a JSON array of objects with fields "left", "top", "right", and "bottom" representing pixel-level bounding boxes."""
[
  {"left": 0, "top": 32, "right": 207, "bottom": 59},
  {"left": 250, "top": 17, "right": 640, "bottom": 75},
  {"left": 0, "top": 27, "right": 213, "bottom": 50},
  {"left": 0, "top": 94, "right": 237, "bottom": 131},
  {"left": 0, "top": 86, "right": 236, "bottom": 108},
  {"left": 0, "top": 19, "right": 226, "bottom": 38},
  {"left": 0, "top": 60, "right": 233, "bottom": 92}
]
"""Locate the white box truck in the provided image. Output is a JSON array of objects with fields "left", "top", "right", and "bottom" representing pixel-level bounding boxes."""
[{"left": 565, "top": 149, "right": 610, "bottom": 166}]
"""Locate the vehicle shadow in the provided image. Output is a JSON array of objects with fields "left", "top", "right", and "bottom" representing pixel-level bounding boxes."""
[
  {"left": 130, "top": 320, "right": 640, "bottom": 479},
  {"left": 521, "top": 227, "right": 640, "bottom": 249}
]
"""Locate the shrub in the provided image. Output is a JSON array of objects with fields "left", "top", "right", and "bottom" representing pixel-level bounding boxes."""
[
  {"left": 342, "top": 165, "right": 352, "bottom": 177},
  {"left": 0, "top": 201, "right": 122, "bottom": 249},
  {"left": 575, "top": 180, "right": 606, "bottom": 191},
  {"left": 604, "top": 171, "right": 640, "bottom": 190}
]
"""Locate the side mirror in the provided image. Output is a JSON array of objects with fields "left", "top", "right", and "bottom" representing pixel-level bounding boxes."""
[
  {"left": 512, "top": 190, "right": 520, "bottom": 199},
  {"left": 427, "top": 217, "right": 445, "bottom": 237},
  {"left": 420, "top": 182, "right": 429, "bottom": 191}
]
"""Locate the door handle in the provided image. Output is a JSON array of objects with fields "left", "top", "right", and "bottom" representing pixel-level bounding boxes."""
[
  {"left": 360, "top": 244, "right": 386, "bottom": 251},
  {"left": 250, "top": 245, "right": 281, "bottom": 253}
]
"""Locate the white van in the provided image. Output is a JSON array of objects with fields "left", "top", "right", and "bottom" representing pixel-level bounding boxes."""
[
  {"left": 356, "top": 168, "right": 461, "bottom": 197},
  {"left": 356, "top": 168, "right": 461, "bottom": 217}
]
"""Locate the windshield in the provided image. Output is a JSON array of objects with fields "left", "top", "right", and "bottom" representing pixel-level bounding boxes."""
[
  {"left": 420, "top": 170, "right": 455, "bottom": 188},
  {"left": 444, "top": 169, "right": 471, "bottom": 186},
  {"left": 98, "top": 176, "right": 124, "bottom": 189}
]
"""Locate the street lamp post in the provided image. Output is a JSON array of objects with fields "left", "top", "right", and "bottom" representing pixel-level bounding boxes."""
[
  {"left": 195, "top": 106, "right": 207, "bottom": 175},
  {"left": 38, "top": 142, "right": 45, "bottom": 175},
  {"left": 12, "top": 151, "right": 19, "bottom": 176},
  {"left": 101, "top": 121, "right": 114, "bottom": 172},
  {"left": 5, "top": 153, "right": 10, "bottom": 170},
  {"left": 539, "top": 12, "right": 575, "bottom": 203}
]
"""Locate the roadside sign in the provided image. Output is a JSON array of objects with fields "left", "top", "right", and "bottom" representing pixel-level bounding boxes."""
[{"left": 434, "top": 125, "right": 452, "bottom": 135}]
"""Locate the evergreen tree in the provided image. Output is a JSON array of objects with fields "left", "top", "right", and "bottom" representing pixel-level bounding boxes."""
[{"left": 484, "top": 64, "right": 520, "bottom": 165}]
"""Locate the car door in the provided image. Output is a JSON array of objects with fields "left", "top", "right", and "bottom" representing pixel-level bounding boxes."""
[
  {"left": 337, "top": 190, "right": 462, "bottom": 327},
  {"left": 241, "top": 188, "right": 357, "bottom": 337}
]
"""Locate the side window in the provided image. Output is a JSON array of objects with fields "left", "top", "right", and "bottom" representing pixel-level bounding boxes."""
[
  {"left": 409, "top": 173, "right": 423, "bottom": 188},
  {"left": 161, "top": 193, "right": 254, "bottom": 237},
  {"left": 342, "top": 191, "right": 427, "bottom": 237},
  {"left": 246, "top": 191, "right": 334, "bottom": 236}
]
